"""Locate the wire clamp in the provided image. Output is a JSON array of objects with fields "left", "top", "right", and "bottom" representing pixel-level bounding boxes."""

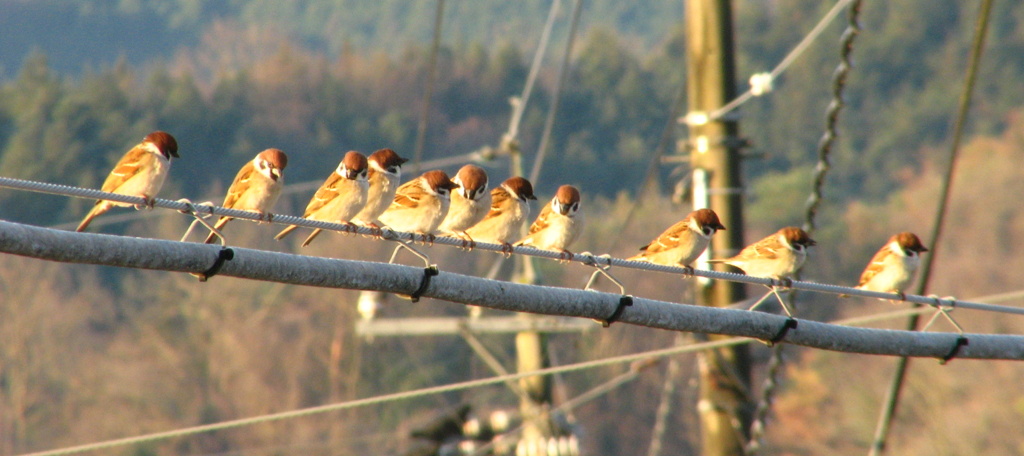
[
  {"left": 766, "top": 317, "right": 798, "bottom": 346},
  {"left": 402, "top": 265, "right": 439, "bottom": 303},
  {"left": 940, "top": 336, "right": 969, "bottom": 365},
  {"left": 600, "top": 295, "right": 634, "bottom": 328},
  {"left": 194, "top": 247, "right": 234, "bottom": 282}
]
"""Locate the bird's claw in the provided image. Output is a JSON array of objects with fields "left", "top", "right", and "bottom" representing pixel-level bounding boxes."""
[
  {"left": 342, "top": 222, "right": 358, "bottom": 236},
  {"left": 135, "top": 194, "right": 156, "bottom": 210},
  {"left": 679, "top": 265, "right": 696, "bottom": 278}
]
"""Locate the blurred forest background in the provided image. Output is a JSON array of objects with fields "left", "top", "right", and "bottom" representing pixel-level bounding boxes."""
[{"left": 2, "top": 0, "right": 1024, "bottom": 454}]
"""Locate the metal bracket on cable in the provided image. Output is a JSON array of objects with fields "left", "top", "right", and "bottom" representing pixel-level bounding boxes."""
[
  {"left": 177, "top": 199, "right": 223, "bottom": 245},
  {"left": 921, "top": 295, "right": 966, "bottom": 334},
  {"left": 765, "top": 317, "right": 799, "bottom": 347},
  {"left": 921, "top": 296, "right": 969, "bottom": 364},
  {"left": 940, "top": 335, "right": 969, "bottom": 365},
  {"left": 748, "top": 278, "right": 796, "bottom": 317},
  {"left": 385, "top": 230, "right": 439, "bottom": 302},
  {"left": 194, "top": 247, "right": 235, "bottom": 282},
  {"left": 176, "top": 199, "right": 235, "bottom": 282},
  {"left": 580, "top": 252, "right": 633, "bottom": 327}
]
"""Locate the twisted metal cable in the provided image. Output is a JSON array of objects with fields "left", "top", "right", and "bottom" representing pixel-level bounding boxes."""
[
  {"left": 802, "top": 0, "right": 861, "bottom": 234},
  {"left": 748, "top": 2, "right": 862, "bottom": 454},
  {"left": 1, "top": 175, "right": 1023, "bottom": 316}
]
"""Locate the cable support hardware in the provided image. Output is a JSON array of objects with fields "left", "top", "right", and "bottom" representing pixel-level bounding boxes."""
[{"left": 3, "top": 176, "right": 1024, "bottom": 317}]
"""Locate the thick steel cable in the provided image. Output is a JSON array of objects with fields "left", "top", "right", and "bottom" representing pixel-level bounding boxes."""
[
  {"left": 2, "top": 176, "right": 1024, "bottom": 316},
  {"left": 868, "top": 1, "right": 994, "bottom": 455},
  {"left": 528, "top": 0, "right": 584, "bottom": 185},
  {"left": 6, "top": 219, "right": 1024, "bottom": 359},
  {"left": 411, "top": 0, "right": 447, "bottom": 175},
  {"left": 748, "top": 3, "right": 863, "bottom": 454}
]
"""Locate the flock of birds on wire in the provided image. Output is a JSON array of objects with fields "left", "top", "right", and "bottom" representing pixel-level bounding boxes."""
[{"left": 72, "top": 131, "right": 930, "bottom": 305}]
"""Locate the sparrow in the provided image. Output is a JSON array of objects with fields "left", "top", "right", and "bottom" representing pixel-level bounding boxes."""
[
  {"left": 203, "top": 148, "right": 288, "bottom": 244},
  {"left": 708, "top": 226, "right": 816, "bottom": 316},
  {"left": 514, "top": 184, "right": 583, "bottom": 259},
  {"left": 378, "top": 169, "right": 459, "bottom": 240},
  {"left": 708, "top": 226, "right": 816, "bottom": 280},
  {"left": 464, "top": 176, "right": 537, "bottom": 252},
  {"left": 353, "top": 148, "right": 408, "bottom": 228},
  {"left": 76, "top": 131, "right": 179, "bottom": 232},
  {"left": 628, "top": 208, "right": 726, "bottom": 267},
  {"left": 851, "top": 232, "right": 928, "bottom": 298},
  {"left": 275, "top": 150, "right": 369, "bottom": 247},
  {"left": 437, "top": 164, "right": 491, "bottom": 244}
]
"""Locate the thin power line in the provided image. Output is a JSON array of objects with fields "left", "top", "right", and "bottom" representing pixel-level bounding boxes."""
[
  {"left": 411, "top": 0, "right": 447, "bottom": 175},
  {"left": 15, "top": 304, "right": 974, "bottom": 456},
  {"left": 506, "top": 0, "right": 563, "bottom": 144},
  {"left": 529, "top": 0, "right": 584, "bottom": 185},
  {"left": 749, "top": 2, "right": 863, "bottom": 454},
  {"left": 869, "top": 1, "right": 995, "bottom": 455},
  {"left": 707, "top": 0, "right": 857, "bottom": 121}
]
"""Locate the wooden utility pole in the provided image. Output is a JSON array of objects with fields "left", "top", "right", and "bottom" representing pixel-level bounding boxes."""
[{"left": 684, "top": 1, "right": 753, "bottom": 455}]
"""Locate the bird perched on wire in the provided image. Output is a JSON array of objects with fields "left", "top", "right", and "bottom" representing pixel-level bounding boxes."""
[
  {"left": 379, "top": 169, "right": 459, "bottom": 242},
  {"left": 628, "top": 208, "right": 726, "bottom": 268},
  {"left": 353, "top": 148, "right": 408, "bottom": 230},
  {"left": 437, "top": 164, "right": 490, "bottom": 246},
  {"left": 514, "top": 184, "right": 583, "bottom": 260},
  {"left": 202, "top": 148, "right": 288, "bottom": 244},
  {"left": 275, "top": 150, "right": 368, "bottom": 247},
  {"left": 847, "top": 231, "right": 928, "bottom": 300},
  {"left": 708, "top": 226, "right": 815, "bottom": 280},
  {"left": 708, "top": 226, "right": 816, "bottom": 315},
  {"left": 76, "top": 131, "right": 179, "bottom": 232},
  {"left": 465, "top": 176, "right": 537, "bottom": 253}
]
